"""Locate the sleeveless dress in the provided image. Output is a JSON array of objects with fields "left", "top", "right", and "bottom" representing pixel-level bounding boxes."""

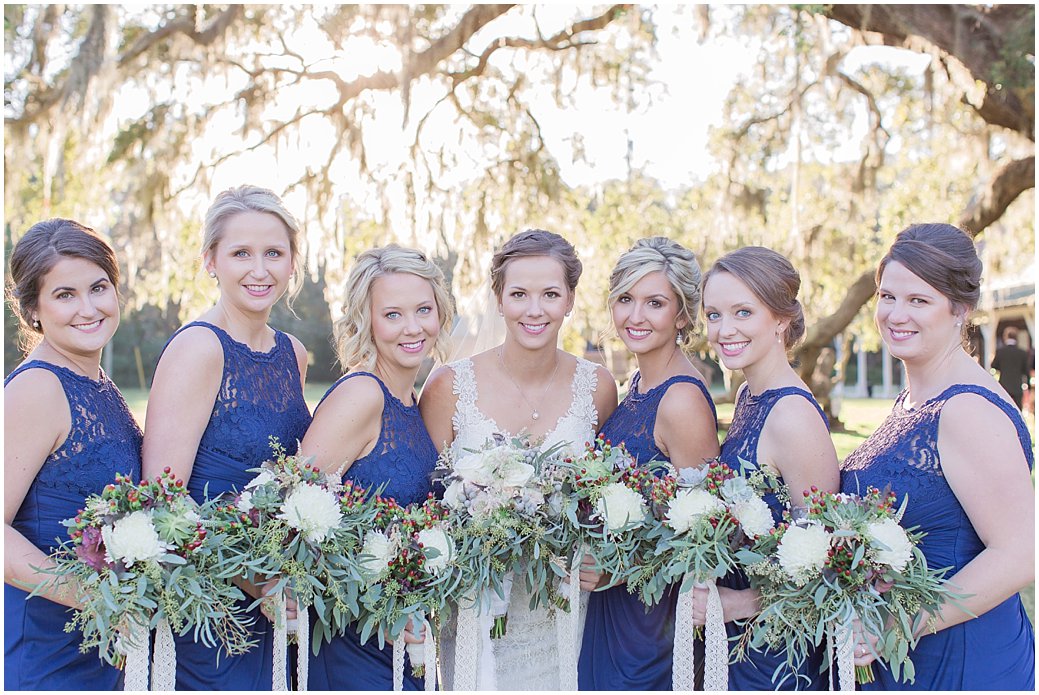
[
  {"left": 578, "top": 372, "right": 717, "bottom": 690},
  {"left": 718, "top": 386, "right": 829, "bottom": 690},
  {"left": 439, "top": 356, "right": 600, "bottom": 690},
  {"left": 841, "top": 384, "right": 1035, "bottom": 690},
  {"left": 160, "top": 321, "right": 312, "bottom": 690},
  {"left": 308, "top": 372, "right": 438, "bottom": 691},
  {"left": 4, "top": 361, "right": 143, "bottom": 690}
]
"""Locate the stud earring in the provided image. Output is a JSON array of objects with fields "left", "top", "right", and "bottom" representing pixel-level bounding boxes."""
[
  {"left": 32, "top": 318, "right": 40, "bottom": 330},
  {"left": 209, "top": 271, "right": 216, "bottom": 278}
]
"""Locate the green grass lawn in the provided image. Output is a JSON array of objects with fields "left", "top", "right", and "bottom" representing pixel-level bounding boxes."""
[{"left": 123, "top": 390, "right": 1034, "bottom": 623}]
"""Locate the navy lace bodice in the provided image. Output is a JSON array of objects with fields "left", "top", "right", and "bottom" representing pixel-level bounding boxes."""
[
  {"left": 841, "top": 384, "right": 1033, "bottom": 575},
  {"left": 839, "top": 384, "right": 1035, "bottom": 690},
  {"left": 5, "top": 361, "right": 142, "bottom": 551},
  {"left": 720, "top": 385, "right": 828, "bottom": 521},
  {"left": 162, "top": 321, "right": 312, "bottom": 503},
  {"left": 316, "top": 372, "right": 436, "bottom": 507},
  {"left": 600, "top": 372, "right": 717, "bottom": 467}
]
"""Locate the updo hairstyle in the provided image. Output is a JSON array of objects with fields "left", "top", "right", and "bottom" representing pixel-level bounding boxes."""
[{"left": 489, "top": 229, "right": 583, "bottom": 299}]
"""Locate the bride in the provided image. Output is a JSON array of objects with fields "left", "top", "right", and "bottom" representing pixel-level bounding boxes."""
[{"left": 420, "top": 229, "right": 616, "bottom": 690}]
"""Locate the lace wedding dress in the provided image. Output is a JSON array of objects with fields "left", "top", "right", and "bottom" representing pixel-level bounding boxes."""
[{"left": 439, "top": 357, "right": 599, "bottom": 691}]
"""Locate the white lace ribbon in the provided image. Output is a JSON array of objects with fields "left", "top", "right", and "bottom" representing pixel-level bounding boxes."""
[
  {"left": 453, "top": 595, "right": 482, "bottom": 691},
  {"left": 150, "top": 617, "right": 176, "bottom": 690},
  {"left": 828, "top": 617, "right": 855, "bottom": 691},
  {"left": 123, "top": 618, "right": 150, "bottom": 691},
  {"left": 403, "top": 614, "right": 438, "bottom": 691},
  {"left": 555, "top": 551, "right": 582, "bottom": 691},
  {"left": 393, "top": 638, "right": 406, "bottom": 691},
  {"left": 673, "top": 577, "right": 727, "bottom": 691},
  {"left": 295, "top": 603, "right": 309, "bottom": 691},
  {"left": 702, "top": 580, "right": 728, "bottom": 691},
  {"left": 272, "top": 594, "right": 288, "bottom": 691}
]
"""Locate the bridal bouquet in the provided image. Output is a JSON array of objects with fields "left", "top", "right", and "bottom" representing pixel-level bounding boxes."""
[
  {"left": 436, "top": 433, "right": 572, "bottom": 638},
  {"left": 30, "top": 469, "right": 253, "bottom": 690},
  {"left": 353, "top": 494, "right": 464, "bottom": 689},
  {"left": 637, "top": 459, "right": 777, "bottom": 691},
  {"left": 561, "top": 438, "right": 675, "bottom": 585},
  {"left": 737, "top": 487, "right": 961, "bottom": 688},
  {"left": 211, "top": 438, "right": 369, "bottom": 688}
]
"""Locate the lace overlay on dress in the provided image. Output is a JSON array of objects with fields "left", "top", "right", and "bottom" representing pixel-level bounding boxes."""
[
  {"left": 441, "top": 356, "right": 599, "bottom": 690},
  {"left": 5, "top": 361, "right": 143, "bottom": 550},
  {"left": 316, "top": 371, "right": 436, "bottom": 507}
]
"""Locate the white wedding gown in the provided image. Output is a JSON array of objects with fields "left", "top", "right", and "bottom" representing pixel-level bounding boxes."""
[{"left": 438, "top": 357, "right": 599, "bottom": 691}]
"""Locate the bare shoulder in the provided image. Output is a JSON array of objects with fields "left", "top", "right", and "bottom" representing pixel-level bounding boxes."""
[
  {"left": 591, "top": 363, "right": 617, "bottom": 395},
  {"left": 765, "top": 392, "right": 829, "bottom": 442},
  {"left": 156, "top": 324, "right": 224, "bottom": 371},
  {"left": 658, "top": 379, "right": 715, "bottom": 423},
  {"left": 420, "top": 364, "right": 459, "bottom": 404},
  {"left": 283, "top": 331, "right": 309, "bottom": 366},
  {"left": 319, "top": 373, "right": 384, "bottom": 417},
  {"left": 4, "top": 365, "right": 66, "bottom": 411},
  {"left": 939, "top": 391, "right": 1025, "bottom": 454}
]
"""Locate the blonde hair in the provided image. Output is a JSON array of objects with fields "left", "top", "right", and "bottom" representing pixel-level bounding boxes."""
[
  {"left": 202, "top": 185, "right": 305, "bottom": 302},
  {"left": 334, "top": 244, "right": 454, "bottom": 371},
  {"left": 608, "top": 236, "right": 703, "bottom": 350}
]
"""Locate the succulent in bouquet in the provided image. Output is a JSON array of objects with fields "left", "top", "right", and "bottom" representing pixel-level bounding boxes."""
[
  {"left": 737, "top": 487, "right": 963, "bottom": 687},
  {"left": 435, "top": 432, "right": 571, "bottom": 639},
  {"left": 29, "top": 469, "right": 253, "bottom": 689}
]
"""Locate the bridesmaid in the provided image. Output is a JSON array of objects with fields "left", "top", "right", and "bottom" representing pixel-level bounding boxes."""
[
  {"left": 843, "top": 224, "right": 1034, "bottom": 690},
  {"left": 697, "top": 246, "right": 839, "bottom": 690},
  {"left": 142, "top": 185, "right": 312, "bottom": 690},
  {"left": 578, "top": 237, "right": 720, "bottom": 690},
  {"left": 5, "top": 219, "right": 142, "bottom": 689},
  {"left": 298, "top": 244, "right": 454, "bottom": 690}
]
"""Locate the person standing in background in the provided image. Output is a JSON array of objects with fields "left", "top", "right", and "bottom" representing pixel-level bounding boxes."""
[{"left": 991, "top": 326, "right": 1030, "bottom": 409}]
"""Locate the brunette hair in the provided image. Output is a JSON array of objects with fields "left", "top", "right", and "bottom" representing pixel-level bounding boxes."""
[
  {"left": 608, "top": 236, "right": 703, "bottom": 350},
  {"left": 876, "top": 223, "right": 982, "bottom": 314},
  {"left": 6, "top": 218, "right": 120, "bottom": 351},
  {"left": 703, "top": 246, "right": 805, "bottom": 349},
  {"left": 489, "top": 229, "right": 582, "bottom": 299}
]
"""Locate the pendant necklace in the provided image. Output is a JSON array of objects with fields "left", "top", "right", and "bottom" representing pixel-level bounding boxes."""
[{"left": 498, "top": 347, "right": 561, "bottom": 422}]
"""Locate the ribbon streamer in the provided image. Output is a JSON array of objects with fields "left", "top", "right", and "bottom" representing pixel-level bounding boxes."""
[
  {"left": 702, "top": 580, "right": 728, "bottom": 691},
  {"left": 829, "top": 618, "right": 855, "bottom": 691},
  {"left": 393, "top": 638, "right": 406, "bottom": 691},
  {"left": 453, "top": 597, "right": 481, "bottom": 691},
  {"left": 123, "top": 618, "right": 150, "bottom": 691},
  {"left": 272, "top": 594, "right": 288, "bottom": 691},
  {"left": 423, "top": 620, "right": 437, "bottom": 692},
  {"left": 555, "top": 550, "right": 582, "bottom": 691},
  {"left": 295, "top": 601, "right": 310, "bottom": 691},
  {"left": 150, "top": 617, "right": 176, "bottom": 690},
  {"left": 672, "top": 576, "right": 728, "bottom": 691}
]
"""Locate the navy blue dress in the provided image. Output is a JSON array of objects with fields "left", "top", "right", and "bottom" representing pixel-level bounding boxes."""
[
  {"left": 841, "top": 384, "right": 1035, "bottom": 690},
  {"left": 578, "top": 372, "right": 717, "bottom": 690},
  {"left": 308, "top": 372, "right": 438, "bottom": 691},
  {"left": 718, "top": 386, "right": 829, "bottom": 690},
  {"left": 4, "top": 361, "right": 142, "bottom": 690},
  {"left": 161, "top": 321, "right": 312, "bottom": 690}
]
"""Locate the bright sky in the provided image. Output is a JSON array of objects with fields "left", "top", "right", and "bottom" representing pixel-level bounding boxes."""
[{"left": 112, "top": 5, "right": 931, "bottom": 245}]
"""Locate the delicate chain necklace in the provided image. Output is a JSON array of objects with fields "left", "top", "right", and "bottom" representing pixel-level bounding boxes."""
[{"left": 497, "top": 347, "right": 561, "bottom": 422}]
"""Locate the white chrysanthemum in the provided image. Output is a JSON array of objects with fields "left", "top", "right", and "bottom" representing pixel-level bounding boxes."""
[
  {"left": 596, "top": 483, "right": 647, "bottom": 532},
  {"left": 867, "top": 518, "right": 913, "bottom": 572},
  {"left": 665, "top": 489, "right": 724, "bottom": 534},
  {"left": 277, "top": 483, "right": 342, "bottom": 543},
  {"left": 777, "top": 524, "right": 831, "bottom": 583},
  {"left": 103, "top": 510, "right": 170, "bottom": 566},
  {"left": 417, "top": 526, "right": 455, "bottom": 575},
  {"left": 245, "top": 469, "right": 276, "bottom": 490},
  {"left": 236, "top": 490, "right": 254, "bottom": 513},
  {"left": 453, "top": 453, "right": 496, "bottom": 486},
  {"left": 360, "top": 530, "right": 396, "bottom": 580},
  {"left": 497, "top": 459, "right": 535, "bottom": 488},
  {"left": 733, "top": 497, "right": 775, "bottom": 539}
]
